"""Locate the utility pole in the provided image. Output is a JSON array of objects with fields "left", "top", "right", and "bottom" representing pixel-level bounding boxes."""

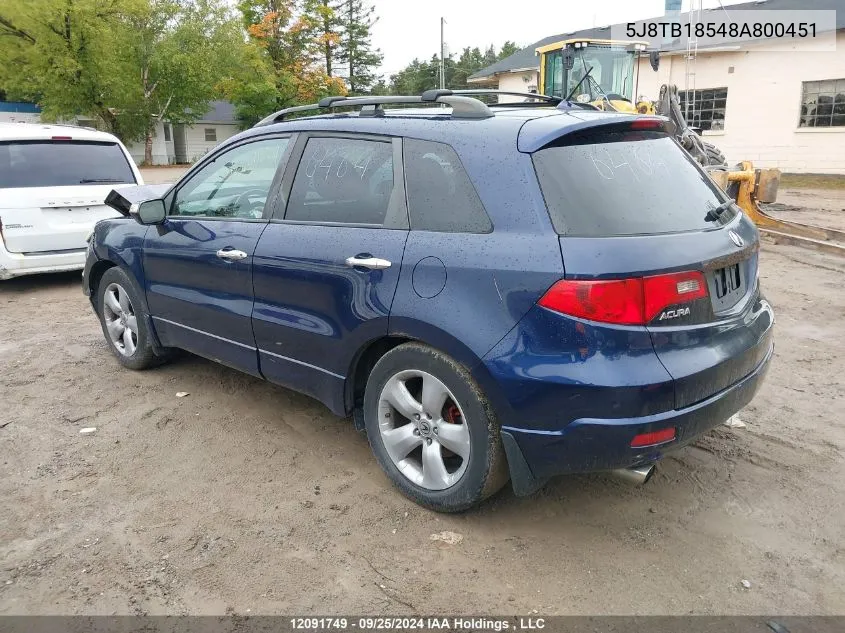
[{"left": 439, "top": 17, "right": 446, "bottom": 89}]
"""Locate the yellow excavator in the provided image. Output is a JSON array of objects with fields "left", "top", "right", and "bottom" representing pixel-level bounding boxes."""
[
  {"left": 535, "top": 38, "right": 845, "bottom": 256},
  {"left": 537, "top": 38, "right": 728, "bottom": 166}
]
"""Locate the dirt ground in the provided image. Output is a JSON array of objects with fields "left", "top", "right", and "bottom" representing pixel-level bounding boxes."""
[
  {"left": 766, "top": 188, "right": 845, "bottom": 233},
  {"left": 1, "top": 194, "right": 844, "bottom": 617},
  {"left": 139, "top": 165, "right": 189, "bottom": 185}
]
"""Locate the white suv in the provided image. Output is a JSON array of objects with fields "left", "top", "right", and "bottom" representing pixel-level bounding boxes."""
[{"left": 0, "top": 122, "right": 142, "bottom": 280}]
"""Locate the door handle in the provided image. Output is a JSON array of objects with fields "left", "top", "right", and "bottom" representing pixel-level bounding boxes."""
[
  {"left": 345, "top": 256, "right": 392, "bottom": 270},
  {"left": 216, "top": 248, "right": 248, "bottom": 261}
]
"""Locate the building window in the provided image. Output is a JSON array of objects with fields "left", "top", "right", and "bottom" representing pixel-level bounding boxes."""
[
  {"left": 800, "top": 79, "right": 845, "bottom": 128},
  {"left": 163, "top": 123, "right": 172, "bottom": 142},
  {"left": 204, "top": 128, "right": 217, "bottom": 142},
  {"left": 678, "top": 87, "right": 728, "bottom": 131}
]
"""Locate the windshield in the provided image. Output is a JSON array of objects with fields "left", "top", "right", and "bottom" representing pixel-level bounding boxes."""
[
  {"left": 532, "top": 130, "right": 737, "bottom": 236},
  {"left": 544, "top": 46, "right": 636, "bottom": 101},
  {"left": 0, "top": 141, "right": 136, "bottom": 189}
]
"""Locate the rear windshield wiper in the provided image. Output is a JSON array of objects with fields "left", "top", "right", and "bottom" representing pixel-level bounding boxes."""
[
  {"left": 704, "top": 200, "right": 735, "bottom": 223},
  {"left": 79, "top": 178, "right": 125, "bottom": 184}
]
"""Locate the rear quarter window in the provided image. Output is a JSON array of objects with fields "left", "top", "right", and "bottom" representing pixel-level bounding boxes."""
[
  {"left": 0, "top": 140, "right": 136, "bottom": 189},
  {"left": 532, "top": 130, "right": 733, "bottom": 236},
  {"left": 404, "top": 139, "right": 492, "bottom": 233}
]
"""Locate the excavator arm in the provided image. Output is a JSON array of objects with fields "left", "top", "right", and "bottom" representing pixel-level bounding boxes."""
[{"left": 655, "top": 84, "right": 726, "bottom": 167}]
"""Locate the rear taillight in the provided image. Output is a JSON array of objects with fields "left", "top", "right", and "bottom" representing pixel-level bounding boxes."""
[
  {"left": 538, "top": 271, "right": 708, "bottom": 325},
  {"left": 538, "top": 278, "right": 645, "bottom": 325}
]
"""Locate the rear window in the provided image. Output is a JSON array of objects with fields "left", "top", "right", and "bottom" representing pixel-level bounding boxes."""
[
  {"left": 532, "top": 130, "right": 735, "bottom": 236},
  {"left": 0, "top": 141, "right": 136, "bottom": 189}
]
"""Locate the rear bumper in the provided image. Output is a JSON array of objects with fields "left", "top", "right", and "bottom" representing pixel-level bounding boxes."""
[
  {"left": 502, "top": 342, "right": 774, "bottom": 495},
  {"left": 0, "top": 242, "right": 87, "bottom": 280}
]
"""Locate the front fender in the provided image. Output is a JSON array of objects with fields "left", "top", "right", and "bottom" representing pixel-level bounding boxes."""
[{"left": 92, "top": 219, "right": 150, "bottom": 310}]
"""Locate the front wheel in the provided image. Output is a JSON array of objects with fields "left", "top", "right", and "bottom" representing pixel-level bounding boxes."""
[
  {"left": 97, "top": 267, "right": 163, "bottom": 370},
  {"left": 363, "top": 343, "right": 508, "bottom": 512}
]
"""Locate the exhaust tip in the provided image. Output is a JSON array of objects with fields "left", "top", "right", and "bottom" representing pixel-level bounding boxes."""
[{"left": 611, "top": 464, "right": 655, "bottom": 486}]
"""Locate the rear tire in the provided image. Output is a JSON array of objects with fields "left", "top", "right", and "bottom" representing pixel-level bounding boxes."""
[
  {"left": 363, "top": 342, "right": 508, "bottom": 512},
  {"left": 96, "top": 267, "right": 163, "bottom": 370}
]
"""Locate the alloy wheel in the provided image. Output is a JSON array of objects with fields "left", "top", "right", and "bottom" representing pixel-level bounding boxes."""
[
  {"left": 377, "top": 370, "right": 471, "bottom": 490},
  {"left": 102, "top": 282, "right": 138, "bottom": 356}
]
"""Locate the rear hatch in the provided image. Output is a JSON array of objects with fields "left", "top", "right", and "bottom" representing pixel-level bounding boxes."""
[
  {"left": 0, "top": 140, "right": 137, "bottom": 254},
  {"left": 527, "top": 117, "right": 774, "bottom": 409}
]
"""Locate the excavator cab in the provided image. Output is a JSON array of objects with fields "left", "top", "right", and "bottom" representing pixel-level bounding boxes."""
[{"left": 537, "top": 39, "right": 649, "bottom": 113}]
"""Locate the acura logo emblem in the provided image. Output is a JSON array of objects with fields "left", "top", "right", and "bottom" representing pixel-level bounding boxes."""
[{"left": 728, "top": 230, "right": 744, "bottom": 247}]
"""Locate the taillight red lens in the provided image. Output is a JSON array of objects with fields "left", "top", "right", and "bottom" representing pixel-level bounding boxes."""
[
  {"left": 631, "top": 427, "right": 676, "bottom": 447},
  {"left": 538, "top": 279, "right": 645, "bottom": 325},
  {"left": 538, "top": 271, "right": 708, "bottom": 326}
]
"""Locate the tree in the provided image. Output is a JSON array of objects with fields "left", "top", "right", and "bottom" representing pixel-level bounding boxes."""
[
  {"left": 306, "top": 0, "right": 340, "bottom": 77},
  {"left": 126, "top": 0, "right": 248, "bottom": 163},
  {"left": 451, "top": 47, "right": 486, "bottom": 90},
  {"left": 216, "top": 42, "right": 279, "bottom": 127},
  {"left": 237, "top": 0, "right": 346, "bottom": 110},
  {"left": 482, "top": 44, "right": 497, "bottom": 67},
  {"left": 498, "top": 40, "right": 520, "bottom": 60},
  {"left": 335, "top": 0, "right": 382, "bottom": 94},
  {"left": 0, "top": 0, "right": 141, "bottom": 140},
  {"left": 387, "top": 42, "right": 520, "bottom": 95},
  {"left": 0, "top": 0, "right": 250, "bottom": 163}
]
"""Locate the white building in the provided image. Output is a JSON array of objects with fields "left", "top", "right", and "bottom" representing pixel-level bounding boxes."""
[
  {"left": 0, "top": 100, "right": 241, "bottom": 166},
  {"left": 468, "top": 0, "right": 845, "bottom": 173},
  {"left": 126, "top": 101, "right": 241, "bottom": 165}
]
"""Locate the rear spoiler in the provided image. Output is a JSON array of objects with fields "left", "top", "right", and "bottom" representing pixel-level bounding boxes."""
[
  {"left": 104, "top": 184, "right": 172, "bottom": 217},
  {"left": 518, "top": 114, "right": 672, "bottom": 153}
]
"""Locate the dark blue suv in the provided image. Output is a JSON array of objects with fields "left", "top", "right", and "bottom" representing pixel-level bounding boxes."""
[{"left": 83, "top": 90, "right": 774, "bottom": 512}]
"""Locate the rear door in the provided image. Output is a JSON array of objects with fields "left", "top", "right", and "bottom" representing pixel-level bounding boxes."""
[
  {"left": 143, "top": 135, "right": 292, "bottom": 376},
  {"left": 0, "top": 140, "right": 137, "bottom": 253},
  {"left": 529, "top": 123, "right": 774, "bottom": 409},
  {"left": 252, "top": 133, "right": 408, "bottom": 412}
]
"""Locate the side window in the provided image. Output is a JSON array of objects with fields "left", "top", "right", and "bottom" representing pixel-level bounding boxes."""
[
  {"left": 403, "top": 139, "right": 492, "bottom": 233},
  {"left": 285, "top": 137, "right": 394, "bottom": 225},
  {"left": 172, "top": 137, "right": 289, "bottom": 220}
]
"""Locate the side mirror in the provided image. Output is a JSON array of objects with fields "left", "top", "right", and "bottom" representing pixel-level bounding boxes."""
[
  {"left": 649, "top": 51, "right": 660, "bottom": 71},
  {"left": 134, "top": 199, "right": 166, "bottom": 225},
  {"left": 104, "top": 184, "right": 172, "bottom": 220},
  {"left": 562, "top": 48, "right": 575, "bottom": 71}
]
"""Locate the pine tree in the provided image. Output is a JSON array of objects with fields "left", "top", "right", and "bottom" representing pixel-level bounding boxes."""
[
  {"left": 335, "top": 0, "right": 383, "bottom": 94},
  {"left": 497, "top": 41, "right": 520, "bottom": 60},
  {"left": 304, "top": 0, "right": 341, "bottom": 77}
]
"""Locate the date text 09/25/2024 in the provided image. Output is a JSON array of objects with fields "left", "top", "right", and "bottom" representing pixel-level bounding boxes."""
[{"left": 289, "top": 617, "right": 547, "bottom": 631}]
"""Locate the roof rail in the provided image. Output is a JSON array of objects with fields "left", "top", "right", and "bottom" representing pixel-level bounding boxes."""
[
  {"left": 431, "top": 89, "right": 562, "bottom": 104},
  {"left": 253, "top": 93, "right": 495, "bottom": 127}
]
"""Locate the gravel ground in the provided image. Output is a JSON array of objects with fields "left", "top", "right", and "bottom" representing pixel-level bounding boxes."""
[{"left": 1, "top": 197, "right": 844, "bottom": 616}]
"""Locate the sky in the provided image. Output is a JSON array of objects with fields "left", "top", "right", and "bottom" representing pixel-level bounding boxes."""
[{"left": 370, "top": 0, "right": 750, "bottom": 78}]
